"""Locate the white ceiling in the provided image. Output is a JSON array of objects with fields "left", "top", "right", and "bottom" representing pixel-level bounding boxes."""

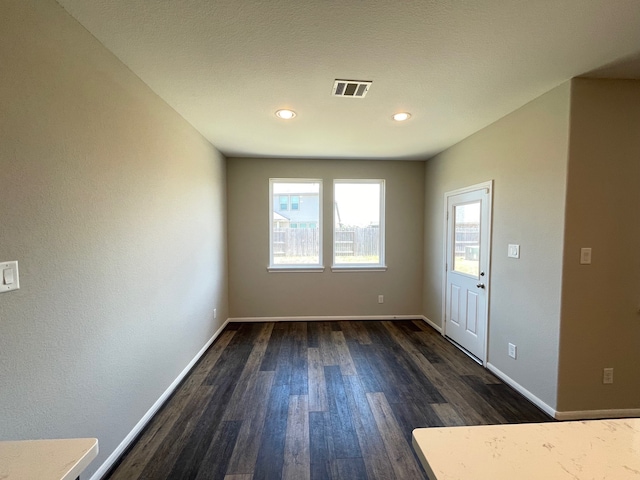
[{"left": 56, "top": 0, "right": 640, "bottom": 160}]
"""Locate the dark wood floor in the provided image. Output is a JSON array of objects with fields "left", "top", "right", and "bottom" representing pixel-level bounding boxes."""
[{"left": 107, "top": 320, "right": 551, "bottom": 480}]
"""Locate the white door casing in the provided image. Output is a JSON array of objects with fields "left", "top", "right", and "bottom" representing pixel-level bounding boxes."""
[{"left": 443, "top": 182, "right": 492, "bottom": 363}]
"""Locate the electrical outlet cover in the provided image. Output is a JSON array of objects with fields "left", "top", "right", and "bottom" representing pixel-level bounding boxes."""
[{"left": 580, "top": 248, "right": 592, "bottom": 265}]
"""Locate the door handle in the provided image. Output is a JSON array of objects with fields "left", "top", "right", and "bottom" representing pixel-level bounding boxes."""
[{"left": 476, "top": 283, "right": 485, "bottom": 289}]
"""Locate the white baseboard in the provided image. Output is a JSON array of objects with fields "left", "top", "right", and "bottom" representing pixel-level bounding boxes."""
[
  {"left": 486, "top": 362, "right": 557, "bottom": 418},
  {"left": 229, "top": 314, "right": 443, "bottom": 333},
  {"left": 554, "top": 408, "right": 640, "bottom": 420},
  {"left": 420, "top": 315, "right": 442, "bottom": 333},
  {"left": 90, "top": 319, "right": 230, "bottom": 480},
  {"left": 487, "top": 363, "right": 640, "bottom": 421},
  {"left": 229, "top": 315, "right": 425, "bottom": 322}
]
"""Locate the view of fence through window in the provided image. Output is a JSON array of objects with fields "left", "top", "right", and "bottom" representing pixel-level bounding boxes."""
[
  {"left": 334, "top": 181, "right": 383, "bottom": 265},
  {"left": 271, "top": 180, "right": 321, "bottom": 265},
  {"left": 453, "top": 201, "right": 480, "bottom": 277}
]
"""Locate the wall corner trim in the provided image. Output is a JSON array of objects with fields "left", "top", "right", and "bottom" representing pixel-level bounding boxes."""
[
  {"left": 89, "top": 319, "right": 230, "bottom": 480},
  {"left": 421, "top": 315, "right": 442, "bottom": 333},
  {"left": 486, "top": 362, "right": 557, "bottom": 419}
]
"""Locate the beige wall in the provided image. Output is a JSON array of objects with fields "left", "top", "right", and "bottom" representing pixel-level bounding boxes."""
[
  {"left": 227, "top": 158, "right": 425, "bottom": 318},
  {"left": 557, "top": 78, "right": 640, "bottom": 412},
  {"left": 423, "top": 83, "right": 571, "bottom": 408},
  {"left": 2, "top": 11, "right": 634, "bottom": 479},
  {"left": 0, "top": 1, "right": 227, "bottom": 478}
]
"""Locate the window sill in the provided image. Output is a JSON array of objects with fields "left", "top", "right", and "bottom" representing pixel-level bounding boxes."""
[
  {"left": 267, "top": 266, "right": 325, "bottom": 273},
  {"left": 331, "top": 265, "right": 388, "bottom": 272}
]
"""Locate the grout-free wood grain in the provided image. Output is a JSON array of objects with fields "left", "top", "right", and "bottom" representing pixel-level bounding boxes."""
[{"left": 107, "top": 320, "right": 551, "bottom": 480}]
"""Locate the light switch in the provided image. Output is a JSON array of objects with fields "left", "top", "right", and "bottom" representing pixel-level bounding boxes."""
[
  {"left": 4, "top": 268, "right": 14, "bottom": 285},
  {"left": 0, "top": 261, "right": 20, "bottom": 293},
  {"left": 580, "top": 248, "right": 592, "bottom": 265},
  {"left": 508, "top": 244, "right": 520, "bottom": 259}
]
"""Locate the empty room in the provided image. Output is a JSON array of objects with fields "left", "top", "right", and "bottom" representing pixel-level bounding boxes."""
[{"left": 1, "top": 1, "right": 639, "bottom": 479}]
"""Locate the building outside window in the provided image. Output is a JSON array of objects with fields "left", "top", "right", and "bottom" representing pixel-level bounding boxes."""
[{"left": 269, "top": 179, "right": 322, "bottom": 269}]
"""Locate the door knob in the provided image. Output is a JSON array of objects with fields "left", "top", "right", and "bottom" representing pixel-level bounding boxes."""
[{"left": 476, "top": 283, "right": 485, "bottom": 289}]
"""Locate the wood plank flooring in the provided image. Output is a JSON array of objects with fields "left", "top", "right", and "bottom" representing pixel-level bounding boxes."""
[{"left": 106, "top": 320, "right": 551, "bottom": 480}]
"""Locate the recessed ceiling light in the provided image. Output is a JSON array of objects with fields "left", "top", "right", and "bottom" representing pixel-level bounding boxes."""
[
  {"left": 275, "top": 109, "right": 296, "bottom": 120},
  {"left": 392, "top": 112, "right": 411, "bottom": 122}
]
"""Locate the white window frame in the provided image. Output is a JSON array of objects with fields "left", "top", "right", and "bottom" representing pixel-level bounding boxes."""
[
  {"left": 332, "top": 179, "right": 386, "bottom": 272},
  {"left": 268, "top": 178, "right": 324, "bottom": 272}
]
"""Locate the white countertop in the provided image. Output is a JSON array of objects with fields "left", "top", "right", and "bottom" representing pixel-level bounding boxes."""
[
  {"left": 413, "top": 419, "right": 640, "bottom": 479},
  {"left": 0, "top": 438, "right": 98, "bottom": 480}
]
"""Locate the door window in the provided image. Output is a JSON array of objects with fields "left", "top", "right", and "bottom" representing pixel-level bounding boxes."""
[{"left": 453, "top": 201, "right": 480, "bottom": 278}]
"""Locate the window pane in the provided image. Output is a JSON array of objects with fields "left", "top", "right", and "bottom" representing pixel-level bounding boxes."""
[
  {"left": 453, "top": 202, "right": 480, "bottom": 277},
  {"left": 271, "top": 180, "right": 322, "bottom": 266},
  {"left": 334, "top": 181, "right": 384, "bottom": 266}
]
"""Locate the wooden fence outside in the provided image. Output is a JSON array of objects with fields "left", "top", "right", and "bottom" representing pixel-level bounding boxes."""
[{"left": 273, "top": 227, "right": 380, "bottom": 258}]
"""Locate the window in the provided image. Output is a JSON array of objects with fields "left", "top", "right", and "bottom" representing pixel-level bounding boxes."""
[
  {"left": 269, "top": 179, "right": 322, "bottom": 270},
  {"left": 333, "top": 180, "right": 385, "bottom": 269},
  {"left": 453, "top": 201, "right": 480, "bottom": 277}
]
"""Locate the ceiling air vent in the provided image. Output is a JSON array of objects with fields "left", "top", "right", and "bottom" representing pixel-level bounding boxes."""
[{"left": 332, "top": 79, "right": 372, "bottom": 98}]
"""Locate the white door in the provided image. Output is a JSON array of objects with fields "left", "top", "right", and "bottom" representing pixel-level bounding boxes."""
[{"left": 444, "top": 183, "right": 492, "bottom": 362}]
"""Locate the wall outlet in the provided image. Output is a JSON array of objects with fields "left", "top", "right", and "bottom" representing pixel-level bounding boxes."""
[
  {"left": 378, "top": 295, "right": 384, "bottom": 304},
  {"left": 508, "top": 343, "right": 517, "bottom": 359},
  {"left": 214, "top": 308, "right": 217, "bottom": 319},
  {"left": 603, "top": 367, "right": 614, "bottom": 384}
]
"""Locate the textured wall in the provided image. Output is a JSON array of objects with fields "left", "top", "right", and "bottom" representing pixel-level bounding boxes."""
[
  {"left": 557, "top": 78, "right": 640, "bottom": 412},
  {"left": 0, "top": 1, "right": 228, "bottom": 478},
  {"left": 423, "top": 83, "right": 571, "bottom": 409},
  {"left": 227, "top": 158, "right": 425, "bottom": 318}
]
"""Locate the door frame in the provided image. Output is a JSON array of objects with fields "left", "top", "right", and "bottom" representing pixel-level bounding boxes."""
[{"left": 441, "top": 180, "right": 493, "bottom": 366}]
